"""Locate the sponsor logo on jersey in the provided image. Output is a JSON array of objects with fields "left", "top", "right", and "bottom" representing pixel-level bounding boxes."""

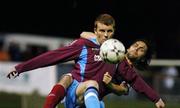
[
  {"left": 91, "top": 48, "right": 99, "bottom": 51},
  {"left": 94, "top": 55, "right": 102, "bottom": 61}
]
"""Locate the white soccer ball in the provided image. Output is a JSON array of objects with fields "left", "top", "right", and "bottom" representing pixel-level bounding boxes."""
[{"left": 100, "top": 38, "right": 125, "bottom": 64}]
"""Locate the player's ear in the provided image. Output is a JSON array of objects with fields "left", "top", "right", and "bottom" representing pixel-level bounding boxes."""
[
  {"left": 94, "top": 28, "right": 97, "bottom": 34},
  {"left": 80, "top": 31, "right": 96, "bottom": 39}
]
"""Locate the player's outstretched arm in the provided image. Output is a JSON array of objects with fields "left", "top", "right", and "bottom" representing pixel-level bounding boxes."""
[
  {"left": 7, "top": 70, "right": 19, "bottom": 79},
  {"left": 155, "top": 98, "right": 165, "bottom": 108},
  {"left": 118, "top": 59, "right": 165, "bottom": 106},
  {"left": 103, "top": 72, "right": 129, "bottom": 95}
]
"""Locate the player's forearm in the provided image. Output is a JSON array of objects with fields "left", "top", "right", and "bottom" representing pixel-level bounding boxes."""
[{"left": 107, "top": 82, "right": 127, "bottom": 96}]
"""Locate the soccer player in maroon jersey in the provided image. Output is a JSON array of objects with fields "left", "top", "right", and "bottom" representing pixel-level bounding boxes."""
[
  {"left": 102, "top": 39, "right": 165, "bottom": 108},
  {"left": 6, "top": 14, "right": 128, "bottom": 108}
]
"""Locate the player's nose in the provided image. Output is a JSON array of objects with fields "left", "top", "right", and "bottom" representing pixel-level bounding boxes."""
[{"left": 104, "top": 34, "right": 108, "bottom": 39}]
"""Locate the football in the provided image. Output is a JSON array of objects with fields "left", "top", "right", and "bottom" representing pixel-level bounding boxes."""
[{"left": 100, "top": 38, "right": 125, "bottom": 64}]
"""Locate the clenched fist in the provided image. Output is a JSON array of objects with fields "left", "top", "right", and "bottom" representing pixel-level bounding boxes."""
[
  {"left": 7, "top": 70, "right": 19, "bottom": 79},
  {"left": 103, "top": 72, "right": 112, "bottom": 84}
]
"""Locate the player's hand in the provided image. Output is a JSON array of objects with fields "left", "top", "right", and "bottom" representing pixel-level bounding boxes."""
[
  {"left": 155, "top": 98, "right": 165, "bottom": 108},
  {"left": 103, "top": 72, "right": 112, "bottom": 84},
  {"left": 119, "top": 81, "right": 130, "bottom": 95},
  {"left": 7, "top": 70, "right": 19, "bottom": 79},
  {"left": 80, "top": 31, "right": 96, "bottom": 39}
]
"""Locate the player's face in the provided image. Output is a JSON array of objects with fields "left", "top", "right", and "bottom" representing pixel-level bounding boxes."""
[
  {"left": 126, "top": 41, "right": 148, "bottom": 60},
  {"left": 94, "top": 22, "right": 114, "bottom": 45}
]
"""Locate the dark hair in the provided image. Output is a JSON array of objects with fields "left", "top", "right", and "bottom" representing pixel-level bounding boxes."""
[
  {"left": 132, "top": 39, "right": 155, "bottom": 70},
  {"left": 94, "top": 13, "right": 115, "bottom": 29}
]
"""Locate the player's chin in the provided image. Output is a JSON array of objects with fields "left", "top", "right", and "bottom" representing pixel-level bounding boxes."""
[
  {"left": 127, "top": 53, "right": 133, "bottom": 58},
  {"left": 103, "top": 39, "right": 108, "bottom": 42},
  {"left": 127, "top": 54, "right": 137, "bottom": 60},
  {"left": 101, "top": 40, "right": 106, "bottom": 44}
]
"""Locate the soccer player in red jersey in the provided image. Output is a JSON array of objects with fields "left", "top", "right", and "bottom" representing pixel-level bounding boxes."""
[
  {"left": 7, "top": 14, "right": 128, "bottom": 108},
  {"left": 102, "top": 39, "right": 166, "bottom": 108}
]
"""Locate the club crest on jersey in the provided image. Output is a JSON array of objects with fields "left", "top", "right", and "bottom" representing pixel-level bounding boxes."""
[{"left": 94, "top": 54, "right": 102, "bottom": 61}]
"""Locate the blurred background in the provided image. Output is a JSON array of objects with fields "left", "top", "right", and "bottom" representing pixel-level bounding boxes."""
[{"left": 0, "top": 0, "right": 180, "bottom": 108}]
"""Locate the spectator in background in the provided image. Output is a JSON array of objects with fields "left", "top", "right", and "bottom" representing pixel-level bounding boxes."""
[{"left": 161, "top": 66, "right": 179, "bottom": 94}]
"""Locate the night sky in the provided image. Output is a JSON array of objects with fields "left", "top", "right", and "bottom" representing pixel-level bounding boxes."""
[{"left": 0, "top": 0, "right": 180, "bottom": 59}]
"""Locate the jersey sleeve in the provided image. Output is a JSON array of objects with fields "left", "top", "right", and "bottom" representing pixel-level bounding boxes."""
[
  {"left": 117, "top": 59, "right": 160, "bottom": 102},
  {"left": 15, "top": 39, "right": 83, "bottom": 74}
]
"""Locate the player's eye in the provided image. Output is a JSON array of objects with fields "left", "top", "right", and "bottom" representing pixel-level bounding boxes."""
[
  {"left": 132, "top": 43, "right": 138, "bottom": 47},
  {"left": 99, "top": 29, "right": 105, "bottom": 32},
  {"left": 107, "top": 30, "right": 113, "bottom": 33},
  {"left": 138, "top": 48, "right": 146, "bottom": 53}
]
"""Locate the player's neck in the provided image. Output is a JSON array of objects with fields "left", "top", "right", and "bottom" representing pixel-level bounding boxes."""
[
  {"left": 96, "top": 38, "right": 101, "bottom": 45},
  {"left": 125, "top": 55, "right": 133, "bottom": 65}
]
